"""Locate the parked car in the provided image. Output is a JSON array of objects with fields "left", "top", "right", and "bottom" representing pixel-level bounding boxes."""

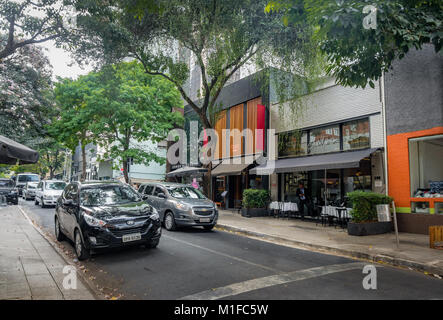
[
  {"left": 14, "top": 173, "right": 40, "bottom": 196},
  {"left": 22, "top": 182, "right": 39, "bottom": 200},
  {"left": 0, "top": 178, "right": 18, "bottom": 205},
  {"left": 138, "top": 182, "right": 218, "bottom": 231},
  {"left": 35, "top": 180, "right": 67, "bottom": 208},
  {"left": 55, "top": 181, "right": 161, "bottom": 260}
]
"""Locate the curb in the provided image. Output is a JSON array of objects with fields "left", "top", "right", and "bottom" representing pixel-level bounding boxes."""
[
  {"left": 215, "top": 223, "right": 443, "bottom": 277},
  {"left": 18, "top": 206, "right": 105, "bottom": 300}
]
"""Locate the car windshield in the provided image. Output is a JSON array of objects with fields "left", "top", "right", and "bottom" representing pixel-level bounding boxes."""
[
  {"left": 18, "top": 175, "right": 39, "bottom": 182},
  {"left": 0, "top": 180, "right": 13, "bottom": 187},
  {"left": 168, "top": 187, "right": 206, "bottom": 199},
  {"left": 46, "top": 182, "right": 66, "bottom": 190},
  {"left": 80, "top": 185, "right": 142, "bottom": 206}
]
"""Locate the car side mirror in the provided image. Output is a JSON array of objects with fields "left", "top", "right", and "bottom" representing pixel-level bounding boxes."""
[
  {"left": 63, "top": 199, "right": 74, "bottom": 206},
  {"left": 141, "top": 194, "right": 149, "bottom": 200},
  {"left": 157, "top": 193, "right": 166, "bottom": 199}
]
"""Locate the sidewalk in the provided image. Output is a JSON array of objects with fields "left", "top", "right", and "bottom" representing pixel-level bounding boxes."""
[
  {"left": 217, "top": 210, "right": 443, "bottom": 276},
  {"left": 0, "top": 206, "right": 95, "bottom": 300}
]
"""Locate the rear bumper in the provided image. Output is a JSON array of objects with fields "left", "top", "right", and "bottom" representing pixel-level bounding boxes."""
[{"left": 42, "top": 199, "right": 58, "bottom": 206}]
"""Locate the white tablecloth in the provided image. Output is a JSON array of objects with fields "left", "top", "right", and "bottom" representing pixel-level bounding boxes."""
[
  {"left": 321, "top": 206, "right": 351, "bottom": 218},
  {"left": 269, "top": 202, "right": 299, "bottom": 212}
]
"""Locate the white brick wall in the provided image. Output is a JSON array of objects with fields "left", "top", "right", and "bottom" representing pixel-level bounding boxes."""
[
  {"left": 270, "top": 82, "right": 382, "bottom": 133},
  {"left": 268, "top": 82, "right": 385, "bottom": 156}
]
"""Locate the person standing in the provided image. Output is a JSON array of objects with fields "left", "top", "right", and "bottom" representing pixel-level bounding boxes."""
[{"left": 296, "top": 182, "right": 307, "bottom": 219}]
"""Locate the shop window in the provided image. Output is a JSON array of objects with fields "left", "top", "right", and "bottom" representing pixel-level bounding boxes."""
[
  {"left": 411, "top": 201, "right": 430, "bottom": 214},
  {"left": 282, "top": 173, "right": 307, "bottom": 201},
  {"left": 309, "top": 125, "right": 340, "bottom": 154},
  {"left": 342, "top": 118, "right": 370, "bottom": 151},
  {"left": 278, "top": 131, "right": 308, "bottom": 158},
  {"left": 409, "top": 135, "right": 443, "bottom": 199}
]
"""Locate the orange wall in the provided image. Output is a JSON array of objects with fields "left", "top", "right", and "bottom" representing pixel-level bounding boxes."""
[{"left": 387, "top": 126, "right": 443, "bottom": 209}]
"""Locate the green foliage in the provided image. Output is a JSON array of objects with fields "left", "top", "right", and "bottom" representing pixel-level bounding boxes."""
[
  {"left": 266, "top": 0, "right": 442, "bottom": 88},
  {"left": 49, "top": 61, "right": 183, "bottom": 182},
  {"left": 347, "top": 191, "right": 393, "bottom": 223},
  {"left": 242, "top": 189, "right": 271, "bottom": 209}
]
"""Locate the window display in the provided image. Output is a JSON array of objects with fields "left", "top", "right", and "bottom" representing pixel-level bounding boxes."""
[
  {"left": 309, "top": 125, "right": 340, "bottom": 154},
  {"left": 278, "top": 131, "right": 308, "bottom": 157},
  {"left": 342, "top": 118, "right": 370, "bottom": 150}
]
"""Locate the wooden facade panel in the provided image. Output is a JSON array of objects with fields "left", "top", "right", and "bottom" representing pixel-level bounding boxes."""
[
  {"left": 230, "top": 104, "right": 244, "bottom": 157},
  {"left": 214, "top": 111, "right": 226, "bottom": 159},
  {"left": 246, "top": 97, "right": 262, "bottom": 155}
]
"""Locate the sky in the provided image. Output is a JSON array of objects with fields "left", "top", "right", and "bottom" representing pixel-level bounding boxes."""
[{"left": 39, "top": 41, "right": 93, "bottom": 80}]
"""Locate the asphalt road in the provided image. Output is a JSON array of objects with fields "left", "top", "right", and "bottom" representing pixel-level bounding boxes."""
[{"left": 18, "top": 198, "right": 443, "bottom": 300}]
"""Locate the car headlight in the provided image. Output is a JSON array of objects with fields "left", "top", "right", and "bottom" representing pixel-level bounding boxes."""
[
  {"left": 82, "top": 212, "right": 107, "bottom": 228},
  {"left": 174, "top": 202, "right": 190, "bottom": 211},
  {"left": 43, "top": 194, "right": 52, "bottom": 200},
  {"left": 150, "top": 208, "right": 160, "bottom": 221}
]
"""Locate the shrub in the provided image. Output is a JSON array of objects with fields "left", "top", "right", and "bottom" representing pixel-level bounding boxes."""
[
  {"left": 347, "top": 191, "right": 393, "bottom": 223},
  {"left": 242, "top": 189, "right": 270, "bottom": 209}
]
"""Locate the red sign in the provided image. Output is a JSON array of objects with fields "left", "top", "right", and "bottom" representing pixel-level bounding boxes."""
[{"left": 256, "top": 104, "right": 265, "bottom": 151}]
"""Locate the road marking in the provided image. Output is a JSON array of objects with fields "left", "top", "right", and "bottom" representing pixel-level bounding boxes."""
[
  {"left": 163, "top": 234, "right": 283, "bottom": 273},
  {"left": 179, "top": 262, "right": 365, "bottom": 300}
]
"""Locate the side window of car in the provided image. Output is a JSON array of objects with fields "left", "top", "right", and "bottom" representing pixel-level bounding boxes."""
[
  {"left": 153, "top": 187, "right": 163, "bottom": 197},
  {"left": 70, "top": 185, "right": 79, "bottom": 204},
  {"left": 144, "top": 185, "right": 154, "bottom": 195}
]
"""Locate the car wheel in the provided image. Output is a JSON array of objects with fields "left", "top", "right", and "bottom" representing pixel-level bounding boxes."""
[
  {"left": 55, "top": 218, "right": 66, "bottom": 242},
  {"left": 146, "top": 238, "right": 160, "bottom": 249},
  {"left": 164, "top": 212, "right": 177, "bottom": 231},
  {"left": 203, "top": 224, "right": 215, "bottom": 231},
  {"left": 34, "top": 198, "right": 38, "bottom": 205},
  {"left": 74, "top": 229, "right": 90, "bottom": 261},
  {"left": 40, "top": 198, "right": 46, "bottom": 208}
]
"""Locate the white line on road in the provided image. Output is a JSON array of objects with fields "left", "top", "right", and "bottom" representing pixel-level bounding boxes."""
[
  {"left": 163, "top": 234, "right": 283, "bottom": 273},
  {"left": 179, "top": 262, "right": 365, "bottom": 300}
]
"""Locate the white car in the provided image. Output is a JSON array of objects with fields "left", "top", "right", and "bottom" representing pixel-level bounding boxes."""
[
  {"left": 35, "top": 180, "right": 67, "bottom": 208},
  {"left": 22, "top": 182, "right": 39, "bottom": 200}
]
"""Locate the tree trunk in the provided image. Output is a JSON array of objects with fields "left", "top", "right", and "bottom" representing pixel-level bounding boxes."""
[
  {"left": 81, "top": 143, "right": 87, "bottom": 182},
  {"left": 123, "top": 158, "right": 129, "bottom": 184},
  {"left": 49, "top": 167, "right": 54, "bottom": 180}
]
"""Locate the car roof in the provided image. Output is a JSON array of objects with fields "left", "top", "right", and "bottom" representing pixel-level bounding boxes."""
[
  {"left": 17, "top": 173, "right": 39, "bottom": 175},
  {"left": 0, "top": 178, "right": 13, "bottom": 181},
  {"left": 73, "top": 180, "right": 123, "bottom": 188},
  {"left": 43, "top": 180, "right": 66, "bottom": 183},
  {"left": 142, "top": 182, "right": 192, "bottom": 188}
]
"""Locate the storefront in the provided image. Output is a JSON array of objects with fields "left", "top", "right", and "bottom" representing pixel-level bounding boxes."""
[{"left": 387, "top": 128, "right": 443, "bottom": 234}]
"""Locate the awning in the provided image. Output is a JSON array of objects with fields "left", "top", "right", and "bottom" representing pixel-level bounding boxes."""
[
  {"left": 211, "top": 161, "right": 250, "bottom": 176},
  {"left": 250, "top": 148, "right": 379, "bottom": 175},
  {"left": 0, "top": 135, "right": 39, "bottom": 165},
  {"left": 166, "top": 166, "right": 208, "bottom": 178}
]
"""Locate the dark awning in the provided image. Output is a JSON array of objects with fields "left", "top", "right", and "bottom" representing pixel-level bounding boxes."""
[
  {"left": 166, "top": 166, "right": 208, "bottom": 178},
  {"left": 0, "top": 135, "right": 39, "bottom": 165},
  {"left": 250, "top": 148, "right": 379, "bottom": 175}
]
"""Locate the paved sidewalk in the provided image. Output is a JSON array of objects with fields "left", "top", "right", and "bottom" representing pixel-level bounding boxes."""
[
  {"left": 217, "top": 210, "right": 443, "bottom": 276},
  {"left": 0, "top": 206, "right": 95, "bottom": 300}
]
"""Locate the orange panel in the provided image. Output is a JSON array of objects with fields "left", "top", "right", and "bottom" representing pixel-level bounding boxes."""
[
  {"left": 229, "top": 104, "right": 244, "bottom": 157},
  {"left": 214, "top": 111, "right": 226, "bottom": 159},
  {"left": 387, "top": 126, "right": 443, "bottom": 210},
  {"left": 246, "top": 97, "right": 262, "bottom": 155}
]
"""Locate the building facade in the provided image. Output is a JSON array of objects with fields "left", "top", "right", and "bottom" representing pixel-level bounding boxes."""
[
  {"left": 384, "top": 45, "right": 443, "bottom": 234},
  {"left": 253, "top": 77, "right": 386, "bottom": 211}
]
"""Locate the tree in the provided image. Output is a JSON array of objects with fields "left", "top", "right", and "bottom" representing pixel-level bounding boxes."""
[
  {"left": 37, "top": 140, "right": 66, "bottom": 179},
  {"left": 0, "top": 0, "right": 74, "bottom": 60},
  {"left": 0, "top": 43, "right": 54, "bottom": 141},
  {"left": 266, "top": 0, "right": 442, "bottom": 88},
  {"left": 50, "top": 74, "right": 98, "bottom": 181},
  {"left": 84, "top": 62, "right": 183, "bottom": 183},
  {"left": 72, "top": 0, "right": 304, "bottom": 194}
]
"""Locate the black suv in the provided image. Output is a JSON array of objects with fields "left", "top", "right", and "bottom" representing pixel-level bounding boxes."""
[
  {"left": 0, "top": 178, "right": 18, "bottom": 205},
  {"left": 55, "top": 181, "right": 161, "bottom": 260}
]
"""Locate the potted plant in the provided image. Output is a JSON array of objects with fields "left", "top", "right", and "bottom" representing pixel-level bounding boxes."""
[
  {"left": 347, "top": 191, "right": 393, "bottom": 236},
  {"left": 241, "top": 189, "right": 270, "bottom": 218}
]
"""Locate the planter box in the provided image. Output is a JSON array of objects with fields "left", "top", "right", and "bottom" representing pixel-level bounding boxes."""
[
  {"left": 348, "top": 221, "right": 393, "bottom": 236},
  {"left": 241, "top": 208, "right": 268, "bottom": 218}
]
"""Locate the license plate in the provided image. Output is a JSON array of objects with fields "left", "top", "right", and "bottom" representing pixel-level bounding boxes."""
[
  {"left": 200, "top": 218, "right": 210, "bottom": 223},
  {"left": 122, "top": 233, "right": 141, "bottom": 243}
]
